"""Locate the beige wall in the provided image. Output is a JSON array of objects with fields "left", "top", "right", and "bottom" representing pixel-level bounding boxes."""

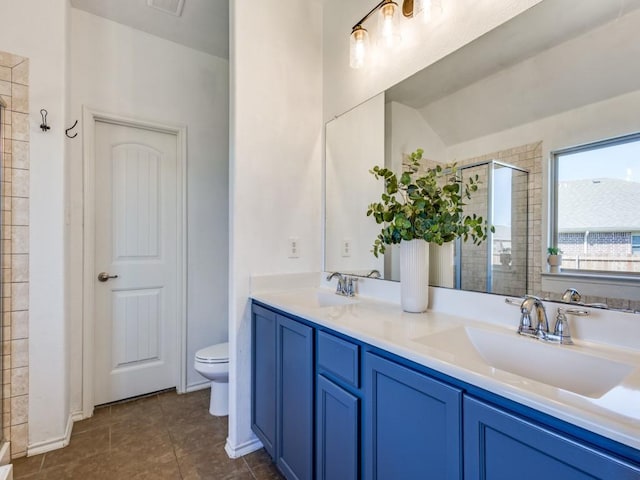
[{"left": 0, "top": 50, "right": 30, "bottom": 459}]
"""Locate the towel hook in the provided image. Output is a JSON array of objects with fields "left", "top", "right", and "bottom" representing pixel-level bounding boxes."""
[
  {"left": 39, "top": 109, "right": 50, "bottom": 132},
  {"left": 65, "top": 120, "right": 78, "bottom": 139}
]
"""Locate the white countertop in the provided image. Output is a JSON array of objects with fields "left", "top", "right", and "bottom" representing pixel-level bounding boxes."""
[{"left": 251, "top": 286, "right": 640, "bottom": 451}]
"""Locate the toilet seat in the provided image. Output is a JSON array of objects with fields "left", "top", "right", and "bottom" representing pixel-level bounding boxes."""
[{"left": 195, "top": 342, "right": 229, "bottom": 364}]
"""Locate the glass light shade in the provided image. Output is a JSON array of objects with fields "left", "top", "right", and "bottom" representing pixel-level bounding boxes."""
[
  {"left": 378, "top": 0, "right": 400, "bottom": 48},
  {"left": 350, "top": 26, "right": 369, "bottom": 69},
  {"left": 415, "top": 0, "right": 432, "bottom": 23},
  {"left": 416, "top": 0, "right": 442, "bottom": 23}
]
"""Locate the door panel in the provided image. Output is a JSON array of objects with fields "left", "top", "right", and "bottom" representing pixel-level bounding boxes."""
[
  {"left": 464, "top": 396, "right": 640, "bottom": 480},
  {"left": 252, "top": 305, "right": 278, "bottom": 459},
  {"left": 364, "top": 353, "right": 462, "bottom": 480},
  {"left": 94, "top": 121, "right": 178, "bottom": 405},
  {"left": 317, "top": 375, "right": 359, "bottom": 480},
  {"left": 277, "top": 315, "right": 314, "bottom": 480}
]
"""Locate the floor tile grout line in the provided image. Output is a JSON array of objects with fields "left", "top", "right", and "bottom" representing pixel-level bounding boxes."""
[
  {"left": 162, "top": 399, "right": 186, "bottom": 480},
  {"left": 243, "top": 457, "right": 259, "bottom": 480}
]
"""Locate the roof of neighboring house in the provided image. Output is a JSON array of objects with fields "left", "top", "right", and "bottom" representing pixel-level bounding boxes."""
[{"left": 558, "top": 178, "right": 640, "bottom": 233}]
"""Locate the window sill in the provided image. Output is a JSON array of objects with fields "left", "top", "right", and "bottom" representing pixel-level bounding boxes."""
[{"left": 541, "top": 271, "right": 640, "bottom": 301}]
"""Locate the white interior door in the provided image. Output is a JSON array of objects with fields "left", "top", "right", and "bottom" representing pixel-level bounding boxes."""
[{"left": 93, "top": 120, "right": 178, "bottom": 405}]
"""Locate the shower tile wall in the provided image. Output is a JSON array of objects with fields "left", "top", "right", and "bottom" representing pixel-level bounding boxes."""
[
  {"left": 457, "top": 142, "right": 543, "bottom": 296},
  {"left": 0, "top": 50, "right": 30, "bottom": 459}
]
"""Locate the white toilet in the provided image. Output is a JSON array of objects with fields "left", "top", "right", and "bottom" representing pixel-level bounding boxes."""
[{"left": 194, "top": 342, "right": 229, "bottom": 416}]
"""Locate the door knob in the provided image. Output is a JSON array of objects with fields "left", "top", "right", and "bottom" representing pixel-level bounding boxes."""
[{"left": 97, "top": 272, "right": 119, "bottom": 282}]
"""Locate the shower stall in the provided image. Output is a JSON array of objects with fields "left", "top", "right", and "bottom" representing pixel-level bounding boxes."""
[
  {"left": 0, "top": 99, "right": 5, "bottom": 440},
  {"left": 455, "top": 160, "right": 529, "bottom": 296}
]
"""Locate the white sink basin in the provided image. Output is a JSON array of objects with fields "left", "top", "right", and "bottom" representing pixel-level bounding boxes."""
[
  {"left": 313, "top": 291, "right": 359, "bottom": 308},
  {"left": 414, "top": 326, "right": 635, "bottom": 398},
  {"left": 272, "top": 289, "right": 359, "bottom": 309}
]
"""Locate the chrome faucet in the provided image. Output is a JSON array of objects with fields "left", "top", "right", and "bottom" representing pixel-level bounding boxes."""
[
  {"left": 505, "top": 296, "right": 589, "bottom": 344},
  {"left": 520, "top": 295, "right": 550, "bottom": 339},
  {"left": 326, "top": 272, "right": 357, "bottom": 297}
]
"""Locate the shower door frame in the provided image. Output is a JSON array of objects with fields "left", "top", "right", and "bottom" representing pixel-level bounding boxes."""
[{"left": 455, "top": 160, "right": 529, "bottom": 294}]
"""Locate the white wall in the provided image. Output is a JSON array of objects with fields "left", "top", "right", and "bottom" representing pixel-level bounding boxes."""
[
  {"left": 228, "top": 0, "right": 323, "bottom": 457},
  {"left": 0, "top": 0, "right": 70, "bottom": 450},
  {"left": 68, "top": 8, "right": 230, "bottom": 411},
  {"left": 387, "top": 101, "right": 447, "bottom": 166},
  {"left": 323, "top": 0, "right": 544, "bottom": 121}
]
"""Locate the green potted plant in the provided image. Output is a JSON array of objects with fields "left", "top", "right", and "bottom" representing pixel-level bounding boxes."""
[
  {"left": 547, "top": 246, "right": 563, "bottom": 273},
  {"left": 366, "top": 148, "right": 493, "bottom": 312}
]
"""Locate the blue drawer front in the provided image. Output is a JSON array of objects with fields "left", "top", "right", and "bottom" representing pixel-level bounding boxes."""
[{"left": 317, "top": 331, "right": 359, "bottom": 388}]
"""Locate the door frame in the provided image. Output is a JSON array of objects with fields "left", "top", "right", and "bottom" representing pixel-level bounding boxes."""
[{"left": 81, "top": 106, "right": 188, "bottom": 417}]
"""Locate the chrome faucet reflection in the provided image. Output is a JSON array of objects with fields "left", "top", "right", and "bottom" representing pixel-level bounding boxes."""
[
  {"left": 365, "top": 269, "right": 382, "bottom": 278},
  {"left": 326, "top": 272, "right": 358, "bottom": 297},
  {"left": 561, "top": 288, "right": 582, "bottom": 303}
]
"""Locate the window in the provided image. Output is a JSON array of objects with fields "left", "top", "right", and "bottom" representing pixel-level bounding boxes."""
[
  {"left": 552, "top": 133, "right": 640, "bottom": 274},
  {"left": 633, "top": 234, "right": 640, "bottom": 256}
]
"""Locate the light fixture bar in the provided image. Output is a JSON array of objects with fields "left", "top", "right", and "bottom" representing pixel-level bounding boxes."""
[
  {"left": 351, "top": 0, "right": 388, "bottom": 32},
  {"left": 350, "top": 0, "right": 430, "bottom": 68}
]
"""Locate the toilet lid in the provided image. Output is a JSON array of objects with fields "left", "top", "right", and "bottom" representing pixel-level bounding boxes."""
[{"left": 196, "top": 342, "right": 229, "bottom": 363}]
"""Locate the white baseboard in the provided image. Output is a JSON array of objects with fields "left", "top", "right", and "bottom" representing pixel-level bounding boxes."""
[
  {"left": 0, "top": 464, "right": 12, "bottom": 480},
  {"left": 185, "top": 381, "right": 210, "bottom": 393},
  {"left": 27, "top": 413, "right": 75, "bottom": 457},
  {"left": 0, "top": 442, "right": 10, "bottom": 466},
  {"left": 224, "top": 436, "right": 263, "bottom": 459},
  {"left": 71, "top": 411, "right": 85, "bottom": 422}
]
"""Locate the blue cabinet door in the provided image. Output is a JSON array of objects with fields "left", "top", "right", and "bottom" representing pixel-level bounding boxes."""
[
  {"left": 317, "top": 375, "right": 359, "bottom": 480},
  {"left": 252, "top": 305, "right": 277, "bottom": 459},
  {"left": 464, "top": 396, "right": 640, "bottom": 479},
  {"left": 277, "top": 315, "right": 314, "bottom": 480},
  {"left": 364, "top": 353, "right": 462, "bottom": 480}
]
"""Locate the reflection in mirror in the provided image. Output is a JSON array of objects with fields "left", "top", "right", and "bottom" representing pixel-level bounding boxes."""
[
  {"left": 456, "top": 161, "right": 528, "bottom": 297},
  {"left": 324, "top": 1, "right": 640, "bottom": 311},
  {"left": 325, "top": 93, "right": 384, "bottom": 275}
]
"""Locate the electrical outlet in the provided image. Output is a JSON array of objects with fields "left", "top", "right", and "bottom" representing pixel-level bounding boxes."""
[
  {"left": 342, "top": 239, "right": 352, "bottom": 257},
  {"left": 288, "top": 237, "right": 300, "bottom": 258}
]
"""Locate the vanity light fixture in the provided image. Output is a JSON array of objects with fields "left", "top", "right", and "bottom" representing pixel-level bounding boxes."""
[{"left": 350, "top": 0, "right": 442, "bottom": 68}]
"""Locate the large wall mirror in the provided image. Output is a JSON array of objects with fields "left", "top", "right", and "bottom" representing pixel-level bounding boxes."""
[{"left": 325, "top": 0, "right": 640, "bottom": 310}]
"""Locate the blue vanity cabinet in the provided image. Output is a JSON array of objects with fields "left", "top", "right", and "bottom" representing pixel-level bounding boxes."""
[
  {"left": 464, "top": 396, "right": 640, "bottom": 480},
  {"left": 316, "top": 375, "right": 359, "bottom": 480},
  {"left": 251, "top": 305, "right": 277, "bottom": 459},
  {"left": 364, "top": 352, "right": 463, "bottom": 480},
  {"left": 316, "top": 331, "right": 361, "bottom": 480},
  {"left": 251, "top": 306, "right": 314, "bottom": 480},
  {"left": 277, "top": 315, "right": 314, "bottom": 480},
  {"left": 252, "top": 301, "right": 640, "bottom": 480}
]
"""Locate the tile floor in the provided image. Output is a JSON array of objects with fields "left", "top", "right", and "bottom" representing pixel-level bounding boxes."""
[{"left": 12, "top": 389, "right": 284, "bottom": 479}]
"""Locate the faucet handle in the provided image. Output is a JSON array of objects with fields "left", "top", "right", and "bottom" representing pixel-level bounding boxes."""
[
  {"left": 505, "top": 297, "right": 523, "bottom": 307},
  {"left": 518, "top": 308, "right": 536, "bottom": 336},
  {"left": 564, "top": 308, "right": 589, "bottom": 316},
  {"left": 345, "top": 276, "right": 358, "bottom": 297},
  {"left": 552, "top": 308, "right": 589, "bottom": 345}
]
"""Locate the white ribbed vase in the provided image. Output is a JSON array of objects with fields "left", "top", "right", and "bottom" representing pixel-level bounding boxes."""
[{"left": 400, "top": 240, "right": 430, "bottom": 313}]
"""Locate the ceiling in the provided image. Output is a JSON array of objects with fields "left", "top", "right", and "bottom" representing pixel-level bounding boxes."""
[{"left": 70, "top": 0, "right": 229, "bottom": 59}]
